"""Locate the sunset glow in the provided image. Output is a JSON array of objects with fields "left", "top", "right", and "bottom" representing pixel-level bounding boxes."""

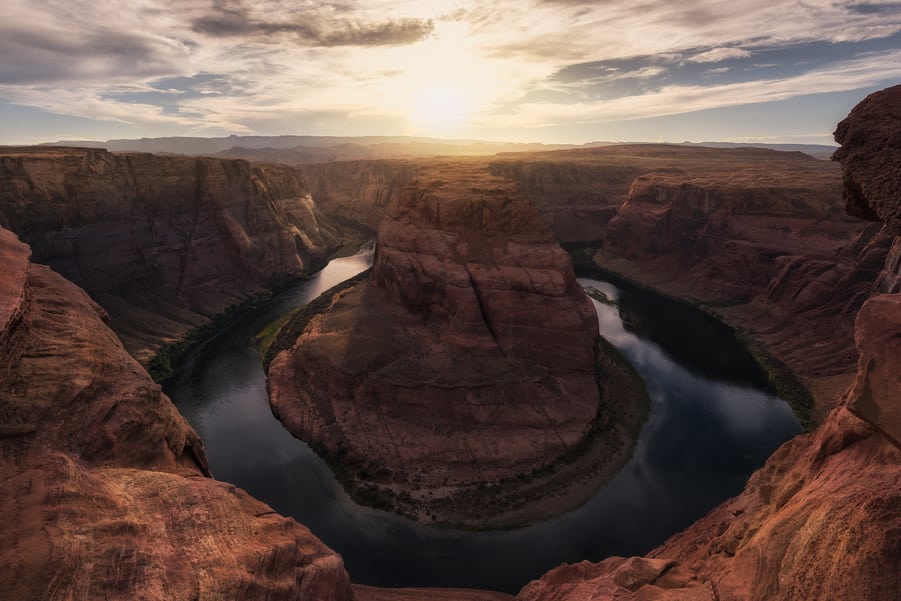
[{"left": 1, "top": 1, "right": 901, "bottom": 144}]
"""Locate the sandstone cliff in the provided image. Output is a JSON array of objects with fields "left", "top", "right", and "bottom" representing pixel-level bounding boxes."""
[
  {"left": 300, "top": 159, "right": 419, "bottom": 231},
  {"left": 0, "top": 147, "right": 341, "bottom": 363},
  {"left": 569, "top": 147, "right": 882, "bottom": 413},
  {"left": 514, "top": 85, "right": 901, "bottom": 601},
  {"left": 267, "top": 160, "right": 647, "bottom": 527},
  {"left": 0, "top": 225, "right": 354, "bottom": 601},
  {"left": 293, "top": 148, "right": 875, "bottom": 412}
]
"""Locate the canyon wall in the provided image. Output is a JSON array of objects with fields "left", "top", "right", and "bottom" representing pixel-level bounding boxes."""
[
  {"left": 300, "top": 147, "right": 880, "bottom": 414},
  {"left": 577, "top": 147, "right": 880, "bottom": 412},
  {"left": 300, "top": 159, "right": 419, "bottom": 231},
  {"left": 0, "top": 226, "right": 354, "bottom": 601},
  {"left": 0, "top": 147, "right": 341, "bottom": 363},
  {"left": 515, "top": 84, "right": 901, "bottom": 601},
  {"left": 267, "top": 160, "right": 647, "bottom": 527}
]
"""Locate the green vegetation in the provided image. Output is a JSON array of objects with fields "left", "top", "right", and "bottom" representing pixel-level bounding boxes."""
[
  {"left": 258, "top": 269, "right": 371, "bottom": 369},
  {"left": 254, "top": 312, "right": 295, "bottom": 361},
  {"left": 146, "top": 258, "right": 332, "bottom": 384},
  {"left": 147, "top": 293, "right": 272, "bottom": 383},
  {"left": 741, "top": 338, "right": 816, "bottom": 431}
]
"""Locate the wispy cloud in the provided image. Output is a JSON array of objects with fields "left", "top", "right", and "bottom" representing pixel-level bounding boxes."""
[
  {"left": 1, "top": 0, "right": 900, "bottom": 142},
  {"left": 688, "top": 47, "right": 752, "bottom": 63}
]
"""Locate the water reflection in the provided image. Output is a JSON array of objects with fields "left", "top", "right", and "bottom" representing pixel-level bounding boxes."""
[{"left": 165, "top": 254, "right": 801, "bottom": 594}]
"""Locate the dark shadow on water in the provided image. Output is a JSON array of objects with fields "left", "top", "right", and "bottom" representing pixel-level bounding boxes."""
[{"left": 164, "top": 250, "right": 801, "bottom": 594}]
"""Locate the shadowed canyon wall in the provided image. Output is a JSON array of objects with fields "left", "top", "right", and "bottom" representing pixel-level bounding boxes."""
[
  {"left": 0, "top": 226, "right": 354, "bottom": 601},
  {"left": 0, "top": 147, "right": 341, "bottom": 363},
  {"left": 513, "top": 84, "right": 901, "bottom": 601},
  {"left": 267, "top": 160, "right": 647, "bottom": 527},
  {"left": 302, "top": 146, "right": 887, "bottom": 415}
]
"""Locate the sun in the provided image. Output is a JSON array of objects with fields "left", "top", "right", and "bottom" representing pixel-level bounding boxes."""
[{"left": 410, "top": 85, "right": 474, "bottom": 136}]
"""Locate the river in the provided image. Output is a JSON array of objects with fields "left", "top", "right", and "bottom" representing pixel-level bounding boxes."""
[{"left": 165, "top": 246, "right": 801, "bottom": 593}]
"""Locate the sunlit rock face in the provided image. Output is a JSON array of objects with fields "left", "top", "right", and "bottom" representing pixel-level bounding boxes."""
[
  {"left": 0, "top": 146, "right": 340, "bottom": 362},
  {"left": 268, "top": 160, "right": 646, "bottom": 528},
  {"left": 0, "top": 226, "right": 354, "bottom": 601},
  {"left": 512, "top": 84, "right": 901, "bottom": 601}
]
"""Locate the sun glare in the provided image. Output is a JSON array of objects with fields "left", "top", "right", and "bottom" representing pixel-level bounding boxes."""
[
  {"left": 388, "top": 20, "right": 500, "bottom": 137},
  {"left": 410, "top": 86, "right": 473, "bottom": 135}
]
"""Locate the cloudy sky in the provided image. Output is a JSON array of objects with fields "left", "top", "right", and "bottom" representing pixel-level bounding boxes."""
[{"left": 2, "top": 0, "right": 900, "bottom": 145}]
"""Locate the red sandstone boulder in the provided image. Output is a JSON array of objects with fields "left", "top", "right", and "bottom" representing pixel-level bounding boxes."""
[{"left": 834, "top": 84, "right": 901, "bottom": 233}]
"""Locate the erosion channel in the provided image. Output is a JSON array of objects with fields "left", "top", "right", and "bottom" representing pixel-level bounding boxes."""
[{"left": 164, "top": 245, "right": 801, "bottom": 594}]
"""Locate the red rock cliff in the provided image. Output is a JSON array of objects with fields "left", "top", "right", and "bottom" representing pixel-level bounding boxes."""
[
  {"left": 0, "top": 225, "right": 354, "bottom": 601},
  {"left": 587, "top": 147, "right": 883, "bottom": 412},
  {"left": 267, "top": 160, "right": 646, "bottom": 527},
  {"left": 514, "top": 84, "right": 901, "bottom": 601},
  {"left": 0, "top": 147, "right": 341, "bottom": 363}
]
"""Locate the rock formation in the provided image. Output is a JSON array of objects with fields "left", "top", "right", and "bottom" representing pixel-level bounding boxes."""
[
  {"left": 555, "top": 147, "right": 881, "bottom": 414},
  {"left": 0, "top": 225, "right": 354, "bottom": 600},
  {"left": 514, "top": 84, "right": 901, "bottom": 601},
  {"left": 267, "top": 160, "right": 647, "bottom": 527},
  {"left": 0, "top": 147, "right": 341, "bottom": 363},
  {"left": 300, "top": 159, "right": 419, "bottom": 231},
  {"left": 291, "top": 147, "right": 876, "bottom": 413}
]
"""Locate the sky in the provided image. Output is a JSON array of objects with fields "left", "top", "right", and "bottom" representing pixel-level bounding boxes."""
[{"left": 1, "top": 0, "right": 901, "bottom": 146}]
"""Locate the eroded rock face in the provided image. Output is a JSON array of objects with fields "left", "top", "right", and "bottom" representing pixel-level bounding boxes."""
[
  {"left": 314, "top": 148, "right": 877, "bottom": 413},
  {"left": 268, "top": 161, "right": 645, "bottom": 527},
  {"left": 513, "top": 84, "right": 901, "bottom": 601},
  {"left": 582, "top": 148, "right": 882, "bottom": 412},
  {"left": 301, "top": 159, "right": 419, "bottom": 231},
  {"left": 0, "top": 227, "right": 353, "bottom": 601},
  {"left": 834, "top": 85, "right": 901, "bottom": 232},
  {"left": 0, "top": 147, "right": 341, "bottom": 362}
]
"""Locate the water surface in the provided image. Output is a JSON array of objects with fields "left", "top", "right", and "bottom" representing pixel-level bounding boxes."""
[{"left": 166, "top": 249, "right": 800, "bottom": 593}]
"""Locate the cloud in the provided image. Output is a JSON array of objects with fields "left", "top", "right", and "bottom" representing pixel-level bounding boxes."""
[
  {"left": 191, "top": 1, "right": 434, "bottom": 47},
  {"left": 478, "top": 48, "right": 901, "bottom": 129},
  {"left": 1, "top": 0, "right": 901, "bottom": 143},
  {"left": 688, "top": 47, "right": 752, "bottom": 63}
]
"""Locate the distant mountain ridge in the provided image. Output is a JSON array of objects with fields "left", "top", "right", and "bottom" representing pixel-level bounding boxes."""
[{"left": 38, "top": 135, "right": 837, "bottom": 161}]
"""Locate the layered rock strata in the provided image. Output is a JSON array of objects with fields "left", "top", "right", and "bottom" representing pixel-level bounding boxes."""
[
  {"left": 297, "top": 148, "right": 876, "bottom": 413},
  {"left": 513, "top": 84, "right": 901, "bottom": 601},
  {"left": 583, "top": 148, "right": 879, "bottom": 413},
  {"left": 0, "top": 226, "right": 353, "bottom": 601},
  {"left": 300, "top": 159, "right": 419, "bottom": 231},
  {"left": 268, "top": 161, "right": 646, "bottom": 527},
  {"left": 0, "top": 147, "right": 341, "bottom": 363}
]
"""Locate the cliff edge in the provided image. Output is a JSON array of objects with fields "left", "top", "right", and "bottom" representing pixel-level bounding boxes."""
[
  {"left": 0, "top": 226, "right": 353, "bottom": 601},
  {"left": 0, "top": 147, "right": 341, "bottom": 364},
  {"left": 515, "top": 85, "right": 901, "bottom": 601},
  {"left": 267, "top": 160, "right": 647, "bottom": 528}
]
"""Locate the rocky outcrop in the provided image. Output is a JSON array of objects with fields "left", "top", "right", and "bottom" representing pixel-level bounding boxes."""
[
  {"left": 268, "top": 161, "right": 646, "bottom": 528},
  {"left": 488, "top": 159, "right": 642, "bottom": 245},
  {"left": 569, "top": 147, "right": 880, "bottom": 413},
  {"left": 0, "top": 226, "right": 353, "bottom": 600},
  {"left": 834, "top": 84, "right": 901, "bottom": 449},
  {"left": 0, "top": 147, "right": 341, "bottom": 363},
  {"left": 514, "top": 85, "right": 901, "bottom": 601},
  {"left": 834, "top": 85, "right": 901, "bottom": 232},
  {"left": 305, "top": 148, "right": 876, "bottom": 412},
  {"left": 301, "top": 159, "right": 419, "bottom": 231}
]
